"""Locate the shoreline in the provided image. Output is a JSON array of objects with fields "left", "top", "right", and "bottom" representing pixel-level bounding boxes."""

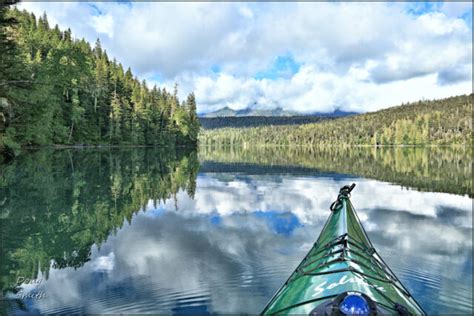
[
  {"left": 19, "top": 143, "right": 474, "bottom": 150},
  {"left": 196, "top": 143, "right": 472, "bottom": 148},
  {"left": 0, "top": 144, "right": 197, "bottom": 163},
  {"left": 1, "top": 143, "right": 470, "bottom": 161}
]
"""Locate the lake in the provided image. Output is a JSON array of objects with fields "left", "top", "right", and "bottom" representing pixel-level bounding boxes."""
[{"left": 1, "top": 146, "right": 472, "bottom": 314}]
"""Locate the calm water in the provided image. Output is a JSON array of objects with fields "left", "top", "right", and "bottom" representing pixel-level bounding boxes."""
[{"left": 1, "top": 147, "right": 472, "bottom": 315}]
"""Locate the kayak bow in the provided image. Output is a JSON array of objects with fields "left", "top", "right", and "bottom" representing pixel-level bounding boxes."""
[{"left": 262, "top": 184, "right": 425, "bottom": 315}]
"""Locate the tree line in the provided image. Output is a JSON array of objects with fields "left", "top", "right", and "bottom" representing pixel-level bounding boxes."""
[
  {"left": 199, "top": 115, "right": 333, "bottom": 129},
  {"left": 0, "top": 3, "right": 200, "bottom": 161},
  {"left": 200, "top": 94, "right": 472, "bottom": 147}
]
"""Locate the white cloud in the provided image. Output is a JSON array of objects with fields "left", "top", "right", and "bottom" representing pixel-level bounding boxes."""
[
  {"left": 169, "top": 67, "right": 470, "bottom": 114},
  {"left": 147, "top": 175, "right": 472, "bottom": 226},
  {"left": 17, "top": 2, "right": 472, "bottom": 114},
  {"left": 91, "top": 14, "right": 114, "bottom": 38}
]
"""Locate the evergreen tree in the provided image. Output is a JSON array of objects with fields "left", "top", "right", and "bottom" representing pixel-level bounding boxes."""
[
  {"left": 109, "top": 90, "right": 122, "bottom": 143},
  {"left": 186, "top": 92, "right": 200, "bottom": 142},
  {"left": 1, "top": 0, "right": 32, "bottom": 159},
  {"left": 1, "top": 6, "right": 199, "bottom": 159}
]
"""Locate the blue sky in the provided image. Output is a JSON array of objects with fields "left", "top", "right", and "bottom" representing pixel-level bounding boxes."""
[
  {"left": 19, "top": 1, "right": 472, "bottom": 114},
  {"left": 255, "top": 55, "right": 301, "bottom": 80}
]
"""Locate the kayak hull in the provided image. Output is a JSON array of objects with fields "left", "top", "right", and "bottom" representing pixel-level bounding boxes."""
[{"left": 262, "top": 184, "right": 425, "bottom": 315}]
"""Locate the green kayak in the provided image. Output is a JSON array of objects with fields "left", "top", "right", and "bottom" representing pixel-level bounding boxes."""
[{"left": 262, "top": 184, "right": 425, "bottom": 315}]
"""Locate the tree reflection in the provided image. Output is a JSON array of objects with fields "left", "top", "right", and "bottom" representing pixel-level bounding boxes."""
[
  {"left": 0, "top": 148, "right": 200, "bottom": 294},
  {"left": 199, "top": 146, "right": 471, "bottom": 197}
]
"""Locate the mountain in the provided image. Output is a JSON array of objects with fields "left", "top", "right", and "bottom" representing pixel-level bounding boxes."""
[
  {"left": 201, "top": 106, "right": 298, "bottom": 117},
  {"left": 235, "top": 107, "right": 298, "bottom": 117},
  {"left": 203, "top": 107, "right": 237, "bottom": 117},
  {"left": 199, "top": 107, "right": 359, "bottom": 129},
  {"left": 200, "top": 106, "right": 357, "bottom": 118}
]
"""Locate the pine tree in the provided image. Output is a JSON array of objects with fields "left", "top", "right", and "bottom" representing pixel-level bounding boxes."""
[
  {"left": 93, "top": 44, "right": 109, "bottom": 142},
  {"left": 1, "top": 6, "right": 199, "bottom": 158},
  {"left": 186, "top": 92, "right": 200, "bottom": 142},
  {"left": 109, "top": 90, "right": 122, "bottom": 143},
  {"left": 1, "top": 0, "right": 32, "bottom": 158},
  {"left": 68, "top": 79, "right": 84, "bottom": 143}
]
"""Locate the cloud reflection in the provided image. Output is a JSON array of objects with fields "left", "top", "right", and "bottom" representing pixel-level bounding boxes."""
[
  {"left": 11, "top": 174, "right": 472, "bottom": 315},
  {"left": 154, "top": 175, "right": 471, "bottom": 227}
]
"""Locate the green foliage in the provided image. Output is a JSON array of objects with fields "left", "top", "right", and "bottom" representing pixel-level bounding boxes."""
[
  {"left": 200, "top": 95, "right": 473, "bottom": 147},
  {"left": 0, "top": 0, "right": 32, "bottom": 158},
  {"left": 199, "top": 115, "right": 332, "bottom": 129},
  {"left": 0, "top": 147, "right": 200, "bottom": 294},
  {"left": 0, "top": 7, "right": 199, "bottom": 158},
  {"left": 186, "top": 92, "right": 200, "bottom": 142}
]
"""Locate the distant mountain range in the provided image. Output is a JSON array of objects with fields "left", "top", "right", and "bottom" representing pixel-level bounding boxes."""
[
  {"left": 200, "top": 106, "right": 357, "bottom": 118},
  {"left": 201, "top": 106, "right": 296, "bottom": 117}
]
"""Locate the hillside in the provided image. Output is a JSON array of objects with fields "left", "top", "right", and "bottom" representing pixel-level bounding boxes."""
[{"left": 199, "top": 94, "right": 472, "bottom": 146}]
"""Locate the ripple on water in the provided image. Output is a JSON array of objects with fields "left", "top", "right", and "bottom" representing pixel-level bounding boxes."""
[{"left": 378, "top": 247, "right": 473, "bottom": 314}]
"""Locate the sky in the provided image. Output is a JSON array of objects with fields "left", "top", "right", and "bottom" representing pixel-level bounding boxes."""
[{"left": 18, "top": 1, "right": 473, "bottom": 114}]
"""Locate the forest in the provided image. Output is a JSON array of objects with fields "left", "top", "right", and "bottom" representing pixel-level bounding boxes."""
[
  {"left": 199, "top": 115, "right": 335, "bottom": 129},
  {"left": 200, "top": 94, "right": 472, "bottom": 147},
  {"left": 0, "top": 3, "right": 200, "bottom": 161}
]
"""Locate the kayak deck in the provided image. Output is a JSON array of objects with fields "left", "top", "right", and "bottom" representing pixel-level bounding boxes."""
[{"left": 262, "top": 184, "right": 425, "bottom": 315}]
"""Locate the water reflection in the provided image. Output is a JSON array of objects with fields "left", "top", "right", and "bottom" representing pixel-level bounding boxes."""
[
  {"left": 1, "top": 148, "right": 472, "bottom": 315},
  {"left": 199, "top": 145, "right": 472, "bottom": 197},
  {"left": 1, "top": 148, "right": 199, "bottom": 297}
]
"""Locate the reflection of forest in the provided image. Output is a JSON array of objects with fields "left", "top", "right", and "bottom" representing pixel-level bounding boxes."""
[
  {"left": 199, "top": 146, "right": 472, "bottom": 197},
  {"left": 0, "top": 148, "right": 199, "bottom": 294}
]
